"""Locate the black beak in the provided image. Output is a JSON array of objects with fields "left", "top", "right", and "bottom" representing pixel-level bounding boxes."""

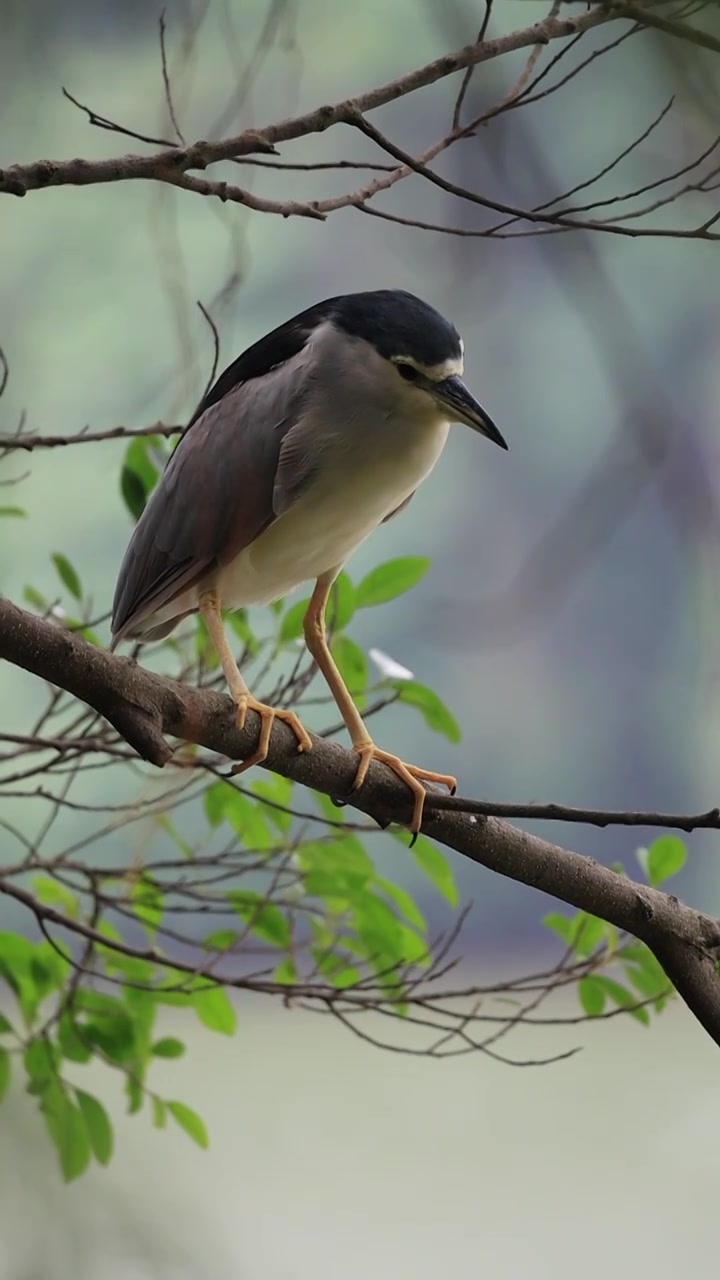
[{"left": 434, "top": 375, "right": 507, "bottom": 450}]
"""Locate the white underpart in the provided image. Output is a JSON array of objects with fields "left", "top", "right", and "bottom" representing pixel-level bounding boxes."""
[
  {"left": 150, "top": 411, "right": 450, "bottom": 626},
  {"left": 223, "top": 412, "right": 449, "bottom": 607}
]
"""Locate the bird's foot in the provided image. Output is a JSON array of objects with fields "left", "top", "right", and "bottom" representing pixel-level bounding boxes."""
[
  {"left": 230, "top": 695, "right": 313, "bottom": 775},
  {"left": 351, "top": 740, "right": 456, "bottom": 834}
]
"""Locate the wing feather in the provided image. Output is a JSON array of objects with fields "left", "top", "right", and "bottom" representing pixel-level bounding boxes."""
[{"left": 111, "top": 355, "right": 312, "bottom": 645}]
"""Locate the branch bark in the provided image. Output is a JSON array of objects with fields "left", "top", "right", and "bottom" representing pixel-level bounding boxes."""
[{"left": 2, "top": 594, "right": 720, "bottom": 1048}]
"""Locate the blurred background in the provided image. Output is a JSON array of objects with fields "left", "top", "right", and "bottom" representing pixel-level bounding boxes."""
[{"left": 1, "top": 0, "right": 720, "bottom": 1275}]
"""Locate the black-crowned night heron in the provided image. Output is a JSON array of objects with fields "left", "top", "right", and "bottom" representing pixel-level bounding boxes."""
[{"left": 111, "top": 290, "right": 507, "bottom": 830}]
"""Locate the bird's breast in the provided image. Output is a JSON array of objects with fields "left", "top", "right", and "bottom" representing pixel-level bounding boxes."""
[{"left": 219, "top": 416, "right": 450, "bottom": 606}]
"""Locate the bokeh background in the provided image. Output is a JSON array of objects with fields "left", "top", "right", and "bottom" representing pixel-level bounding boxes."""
[{"left": 1, "top": 1, "right": 720, "bottom": 1275}]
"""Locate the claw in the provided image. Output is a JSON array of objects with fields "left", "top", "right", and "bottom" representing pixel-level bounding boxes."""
[
  {"left": 351, "top": 740, "right": 456, "bottom": 834},
  {"left": 231, "top": 695, "right": 312, "bottom": 776}
]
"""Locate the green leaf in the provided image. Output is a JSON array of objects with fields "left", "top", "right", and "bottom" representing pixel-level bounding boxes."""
[
  {"left": 125, "top": 1075, "right": 144, "bottom": 1115},
  {"left": 409, "top": 835, "right": 458, "bottom": 906},
  {"left": 250, "top": 775, "right": 293, "bottom": 833},
  {"left": 81, "top": 1012, "right": 137, "bottom": 1062},
  {"left": 0, "top": 1047, "right": 10, "bottom": 1101},
  {"left": 151, "top": 1037, "right": 186, "bottom": 1059},
  {"left": 331, "top": 635, "right": 367, "bottom": 696},
  {"left": 0, "top": 506, "right": 26, "bottom": 517},
  {"left": 273, "top": 957, "right": 296, "bottom": 985},
  {"left": 58, "top": 1014, "right": 92, "bottom": 1064},
  {"left": 397, "top": 924, "right": 429, "bottom": 967},
  {"left": 571, "top": 914, "right": 607, "bottom": 958},
  {"left": 202, "top": 929, "right": 237, "bottom": 952},
  {"left": 223, "top": 791, "right": 272, "bottom": 849},
  {"left": 152, "top": 1096, "right": 167, "bottom": 1129},
  {"left": 298, "top": 835, "right": 374, "bottom": 897},
  {"left": 646, "top": 835, "right": 686, "bottom": 887},
  {"left": 351, "top": 893, "right": 404, "bottom": 970},
  {"left": 193, "top": 985, "right": 237, "bottom": 1036},
  {"left": 596, "top": 977, "right": 650, "bottom": 1026},
  {"left": 327, "top": 571, "right": 355, "bottom": 632},
  {"left": 41, "top": 1082, "right": 91, "bottom": 1182},
  {"left": 356, "top": 557, "right": 430, "bottom": 608},
  {"left": 121, "top": 436, "right": 160, "bottom": 520},
  {"left": 0, "top": 1013, "right": 13, "bottom": 1035},
  {"left": 32, "top": 876, "right": 78, "bottom": 918},
  {"left": 75, "top": 1089, "right": 113, "bottom": 1165},
  {"left": 392, "top": 680, "right": 461, "bottom": 743},
  {"left": 278, "top": 597, "right": 309, "bottom": 644},
  {"left": 543, "top": 911, "right": 575, "bottom": 944},
  {"left": 0, "top": 933, "right": 44, "bottom": 1026},
  {"left": 578, "top": 975, "right": 606, "bottom": 1017},
  {"left": 131, "top": 876, "right": 163, "bottom": 938},
  {"left": 375, "top": 876, "right": 426, "bottom": 933},
  {"left": 51, "top": 553, "right": 82, "bottom": 601},
  {"left": 24, "top": 1038, "right": 56, "bottom": 1090},
  {"left": 167, "top": 1100, "right": 209, "bottom": 1149},
  {"left": 24, "top": 584, "right": 47, "bottom": 612},
  {"left": 227, "top": 891, "right": 290, "bottom": 948},
  {"left": 204, "top": 781, "right": 228, "bottom": 827},
  {"left": 225, "top": 609, "right": 259, "bottom": 657}
]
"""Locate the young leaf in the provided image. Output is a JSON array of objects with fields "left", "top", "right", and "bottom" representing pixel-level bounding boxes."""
[
  {"left": 409, "top": 835, "right": 458, "bottom": 906},
  {"left": 193, "top": 985, "right": 237, "bottom": 1036},
  {"left": 250, "top": 775, "right": 293, "bottom": 833},
  {"left": 597, "top": 977, "right": 650, "bottom": 1026},
  {"left": 75, "top": 1089, "right": 114, "bottom": 1165},
  {"left": 151, "top": 1037, "right": 186, "bottom": 1058},
  {"left": 327, "top": 571, "right": 355, "bottom": 632},
  {"left": 375, "top": 876, "right": 427, "bottom": 933},
  {"left": 273, "top": 957, "right": 297, "bottom": 985},
  {"left": 543, "top": 911, "right": 575, "bottom": 944},
  {"left": 58, "top": 1014, "right": 92, "bottom": 1064},
  {"left": 204, "top": 781, "right": 228, "bottom": 827},
  {"left": 131, "top": 876, "right": 163, "bottom": 938},
  {"left": 331, "top": 635, "right": 368, "bottom": 695},
  {"left": 167, "top": 1101, "right": 209, "bottom": 1149},
  {"left": 227, "top": 891, "right": 290, "bottom": 948},
  {"left": 0, "top": 1047, "right": 10, "bottom": 1102},
  {"left": 152, "top": 1096, "right": 167, "bottom": 1129},
  {"left": 578, "top": 975, "right": 606, "bottom": 1016},
  {"left": 32, "top": 876, "right": 78, "bottom": 918},
  {"left": 646, "top": 835, "right": 686, "bottom": 886},
  {"left": 356, "top": 557, "right": 430, "bottom": 608},
  {"left": 571, "top": 913, "right": 607, "bottom": 958},
  {"left": 121, "top": 436, "right": 160, "bottom": 520},
  {"left": 279, "top": 597, "right": 310, "bottom": 643},
  {"left": 41, "top": 1083, "right": 92, "bottom": 1182},
  {"left": 392, "top": 680, "right": 461, "bottom": 743},
  {"left": 222, "top": 791, "right": 272, "bottom": 849},
  {"left": 51, "top": 553, "right": 82, "bottom": 601}
]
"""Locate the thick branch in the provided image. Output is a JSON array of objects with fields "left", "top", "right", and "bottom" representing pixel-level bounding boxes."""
[{"left": 2, "top": 595, "right": 720, "bottom": 1048}]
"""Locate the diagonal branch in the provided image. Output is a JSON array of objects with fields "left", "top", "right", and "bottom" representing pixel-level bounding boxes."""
[{"left": 2, "top": 594, "right": 720, "bottom": 1050}]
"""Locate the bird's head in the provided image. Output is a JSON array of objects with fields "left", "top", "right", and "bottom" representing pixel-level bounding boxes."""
[{"left": 330, "top": 289, "right": 507, "bottom": 450}]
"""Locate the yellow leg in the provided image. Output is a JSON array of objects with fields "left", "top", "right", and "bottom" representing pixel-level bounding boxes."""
[
  {"left": 302, "top": 571, "right": 456, "bottom": 833},
  {"left": 199, "top": 590, "right": 312, "bottom": 775}
]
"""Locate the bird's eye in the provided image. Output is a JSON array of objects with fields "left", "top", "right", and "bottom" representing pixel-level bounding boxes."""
[{"left": 397, "top": 362, "right": 420, "bottom": 383}]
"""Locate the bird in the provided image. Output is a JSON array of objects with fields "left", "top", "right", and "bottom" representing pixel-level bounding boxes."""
[{"left": 110, "top": 289, "right": 507, "bottom": 831}]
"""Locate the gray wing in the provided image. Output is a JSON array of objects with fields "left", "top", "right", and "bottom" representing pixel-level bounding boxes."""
[{"left": 111, "top": 358, "right": 316, "bottom": 645}]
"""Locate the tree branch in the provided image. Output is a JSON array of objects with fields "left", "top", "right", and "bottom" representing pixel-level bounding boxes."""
[
  {"left": 2, "top": 594, "right": 720, "bottom": 1049},
  {"left": 0, "top": 8, "right": 618, "bottom": 201}
]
